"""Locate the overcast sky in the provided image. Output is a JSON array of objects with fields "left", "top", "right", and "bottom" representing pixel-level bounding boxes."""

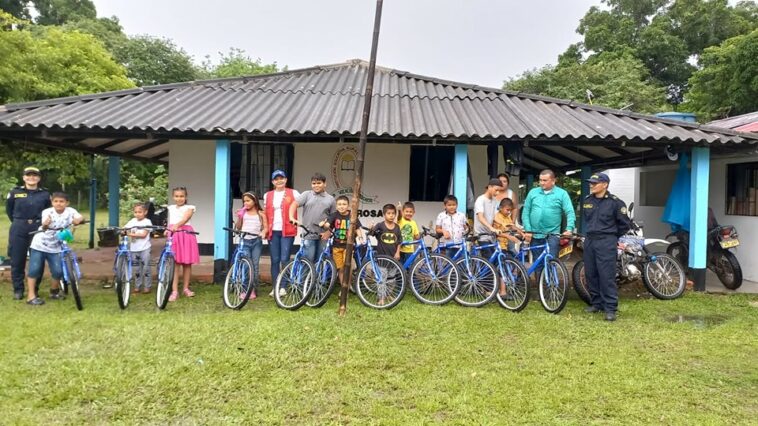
[{"left": 93, "top": 0, "right": 603, "bottom": 88}]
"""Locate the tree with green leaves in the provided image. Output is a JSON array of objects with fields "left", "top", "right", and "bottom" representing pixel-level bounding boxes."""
[
  {"left": 33, "top": 0, "right": 96, "bottom": 25},
  {"left": 113, "top": 35, "right": 199, "bottom": 86},
  {"left": 507, "top": 0, "right": 757, "bottom": 118},
  {"left": 0, "top": 0, "right": 31, "bottom": 20},
  {"left": 62, "top": 15, "right": 127, "bottom": 52},
  {"left": 576, "top": 0, "right": 756, "bottom": 87},
  {"left": 504, "top": 53, "right": 666, "bottom": 114},
  {"left": 198, "top": 48, "right": 283, "bottom": 79},
  {"left": 0, "top": 11, "right": 133, "bottom": 103},
  {"left": 686, "top": 29, "right": 758, "bottom": 120}
]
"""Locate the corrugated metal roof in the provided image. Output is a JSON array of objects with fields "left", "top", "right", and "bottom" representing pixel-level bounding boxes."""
[
  {"left": 708, "top": 111, "right": 758, "bottom": 132},
  {"left": 0, "top": 59, "right": 755, "bottom": 166}
]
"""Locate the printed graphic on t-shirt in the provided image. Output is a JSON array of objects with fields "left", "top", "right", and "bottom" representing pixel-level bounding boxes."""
[
  {"left": 380, "top": 231, "right": 397, "bottom": 245},
  {"left": 400, "top": 223, "right": 414, "bottom": 242},
  {"left": 334, "top": 216, "right": 349, "bottom": 241}
]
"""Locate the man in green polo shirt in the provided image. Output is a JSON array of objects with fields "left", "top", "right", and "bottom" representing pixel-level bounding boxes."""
[{"left": 522, "top": 169, "right": 576, "bottom": 261}]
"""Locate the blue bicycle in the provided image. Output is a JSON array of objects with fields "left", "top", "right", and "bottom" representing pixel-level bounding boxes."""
[
  {"left": 274, "top": 225, "right": 317, "bottom": 310},
  {"left": 434, "top": 233, "right": 497, "bottom": 307},
  {"left": 513, "top": 232, "right": 571, "bottom": 313},
  {"left": 353, "top": 226, "right": 406, "bottom": 309},
  {"left": 399, "top": 226, "right": 460, "bottom": 305},
  {"left": 150, "top": 226, "right": 199, "bottom": 310},
  {"left": 307, "top": 230, "right": 337, "bottom": 308},
  {"left": 29, "top": 222, "right": 87, "bottom": 311},
  {"left": 98, "top": 225, "right": 153, "bottom": 309},
  {"left": 471, "top": 231, "right": 530, "bottom": 312},
  {"left": 222, "top": 227, "right": 257, "bottom": 310}
]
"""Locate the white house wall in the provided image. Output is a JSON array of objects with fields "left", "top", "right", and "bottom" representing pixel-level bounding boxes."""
[
  {"left": 292, "top": 143, "right": 492, "bottom": 229},
  {"left": 168, "top": 140, "right": 216, "bottom": 245},
  {"left": 168, "top": 141, "right": 505, "bottom": 246}
]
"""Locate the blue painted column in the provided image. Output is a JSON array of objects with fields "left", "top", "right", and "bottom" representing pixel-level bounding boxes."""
[
  {"left": 579, "top": 166, "right": 592, "bottom": 232},
  {"left": 454, "top": 144, "right": 468, "bottom": 213},
  {"left": 689, "top": 147, "right": 710, "bottom": 292},
  {"left": 526, "top": 174, "right": 534, "bottom": 190},
  {"left": 108, "top": 156, "right": 120, "bottom": 226},
  {"left": 214, "top": 139, "right": 231, "bottom": 282}
]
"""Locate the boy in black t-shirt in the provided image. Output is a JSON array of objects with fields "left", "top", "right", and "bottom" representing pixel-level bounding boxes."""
[
  {"left": 371, "top": 204, "right": 402, "bottom": 260},
  {"left": 320, "top": 196, "right": 363, "bottom": 283}
]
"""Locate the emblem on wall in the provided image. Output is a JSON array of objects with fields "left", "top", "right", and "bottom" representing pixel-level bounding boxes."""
[{"left": 331, "top": 145, "right": 378, "bottom": 203}]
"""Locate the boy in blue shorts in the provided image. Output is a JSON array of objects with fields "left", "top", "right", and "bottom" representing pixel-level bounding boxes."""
[{"left": 26, "top": 192, "right": 84, "bottom": 305}]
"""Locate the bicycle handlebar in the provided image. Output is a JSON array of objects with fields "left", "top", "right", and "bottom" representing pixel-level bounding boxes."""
[
  {"left": 147, "top": 225, "right": 199, "bottom": 235},
  {"left": 29, "top": 220, "right": 89, "bottom": 235},
  {"left": 222, "top": 226, "right": 262, "bottom": 238}
]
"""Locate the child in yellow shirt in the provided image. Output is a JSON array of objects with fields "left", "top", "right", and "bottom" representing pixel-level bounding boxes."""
[{"left": 493, "top": 198, "right": 523, "bottom": 254}]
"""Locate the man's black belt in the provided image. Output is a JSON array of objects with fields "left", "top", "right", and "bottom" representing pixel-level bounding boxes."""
[{"left": 12, "top": 218, "right": 41, "bottom": 224}]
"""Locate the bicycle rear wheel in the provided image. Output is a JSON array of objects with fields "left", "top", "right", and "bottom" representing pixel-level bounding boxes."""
[
  {"left": 538, "top": 259, "right": 569, "bottom": 314},
  {"left": 307, "top": 256, "right": 337, "bottom": 308},
  {"left": 156, "top": 254, "right": 175, "bottom": 310},
  {"left": 275, "top": 258, "right": 314, "bottom": 310},
  {"left": 494, "top": 254, "right": 530, "bottom": 312},
  {"left": 355, "top": 255, "right": 405, "bottom": 309},
  {"left": 63, "top": 253, "right": 83, "bottom": 311},
  {"left": 454, "top": 255, "right": 497, "bottom": 307},
  {"left": 409, "top": 253, "right": 459, "bottom": 305},
  {"left": 114, "top": 253, "right": 131, "bottom": 310},
  {"left": 223, "top": 257, "right": 253, "bottom": 310}
]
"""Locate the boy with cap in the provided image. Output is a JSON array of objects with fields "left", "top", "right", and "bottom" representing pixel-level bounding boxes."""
[
  {"left": 581, "top": 172, "right": 631, "bottom": 321},
  {"left": 5, "top": 166, "right": 51, "bottom": 300}
]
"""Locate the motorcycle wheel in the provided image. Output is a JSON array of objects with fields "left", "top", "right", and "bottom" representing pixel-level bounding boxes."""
[
  {"left": 713, "top": 250, "right": 742, "bottom": 290},
  {"left": 571, "top": 260, "right": 591, "bottom": 305},
  {"left": 643, "top": 253, "right": 686, "bottom": 300},
  {"left": 666, "top": 242, "right": 688, "bottom": 270}
]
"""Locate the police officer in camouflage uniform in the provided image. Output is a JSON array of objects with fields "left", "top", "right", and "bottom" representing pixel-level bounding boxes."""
[
  {"left": 581, "top": 172, "right": 630, "bottom": 322},
  {"left": 6, "top": 167, "right": 51, "bottom": 300}
]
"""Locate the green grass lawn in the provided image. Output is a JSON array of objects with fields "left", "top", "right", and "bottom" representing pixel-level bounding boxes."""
[
  {"left": 0, "top": 209, "right": 112, "bottom": 257},
  {"left": 0, "top": 282, "right": 756, "bottom": 424}
]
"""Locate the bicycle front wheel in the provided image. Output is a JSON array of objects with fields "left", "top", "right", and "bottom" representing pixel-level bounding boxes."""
[
  {"left": 409, "top": 253, "right": 459, "bottom": 305},
  {"left": 454, "top": 255, "right": 497, "bottom": 307},
  {"left": 114, "top": 253, "right": 131, "bottom": 310},
  {"left": 156, "top": 254, "right": 175, "bottom": 310},
  {"left": 307, "top": 256, "right": 337, "bottom": 308},
  {"left": 223, "top": 257, "right": 253, "bottom": 310},
  {"left": 275, "top": 258, "right": 314, "bottom": 310},
  {"left": 63, "top": 253, "right": 83, "bottom": 311},
  {"left": 538, "top": 259, "right": 569, "bottom": 314},
  {"left": 494, "top": 254, "right": 530, "bottom": 312},
  {"left": 355, "top": 255, "right": 405, "bottom": 309}
]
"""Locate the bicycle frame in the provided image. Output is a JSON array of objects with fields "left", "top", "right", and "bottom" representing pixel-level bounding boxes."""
[
  {"left": 470, "top": 237, "right": 522, "bottom": 283},
  {"left": 58, "top": 240, "right": 81, "bottom": 284},
  {"left": 400, "top": 228, "right": 452, "bottom": 280},
  {"left": 515, "top": 233, "right": 565, "bottom": 286},
  {"left": 433, "top": 238, "right": 477, "bottom": 277},
  {"left": 112, "top": 232, "right": 133, "bottom": 281}
]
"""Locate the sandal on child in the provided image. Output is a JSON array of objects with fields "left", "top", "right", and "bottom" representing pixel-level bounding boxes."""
[
  {"left": 168, "top": 291, "right": 178, "bottom": 302},
  {"left": 182, "top": 288, "right": 195, "bottom": 298},
  {"left": 247, "top": 290, "right": 257, "bottom": 300}
]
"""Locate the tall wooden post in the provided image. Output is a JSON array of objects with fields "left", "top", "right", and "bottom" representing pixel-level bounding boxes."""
[{"left": 338, "top": 0, "right": 384, "bottom": 316}]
